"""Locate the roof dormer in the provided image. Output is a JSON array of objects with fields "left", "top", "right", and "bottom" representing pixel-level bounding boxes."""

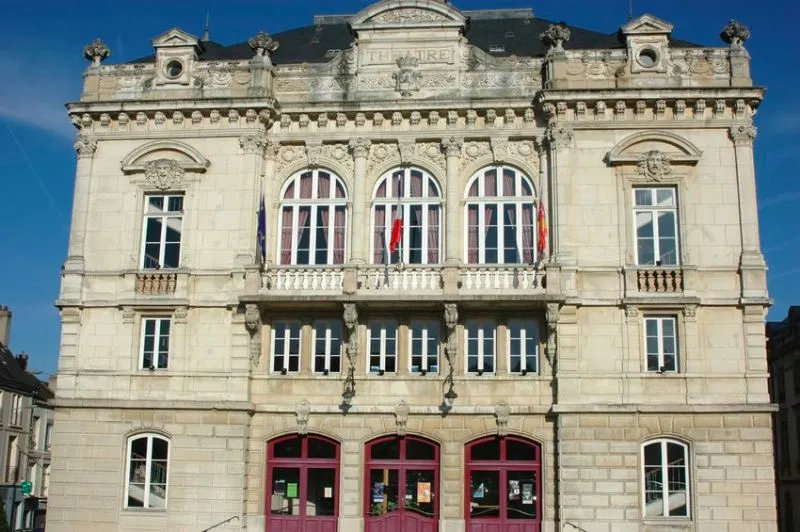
[
  {"left": 619, "top": 14, "right": 673, "bottom": 74},
  {"left": 151, "top": 28, "right": 201, "bottom": 87}
]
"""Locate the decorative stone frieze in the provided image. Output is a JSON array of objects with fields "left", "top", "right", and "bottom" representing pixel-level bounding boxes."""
[{"left": 239, "top": 134, "right": 267, "bottom": 154}]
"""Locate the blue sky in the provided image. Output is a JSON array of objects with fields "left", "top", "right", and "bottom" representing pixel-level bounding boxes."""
[{"left": 0, "top": 0, "right": 797, "bottom": 377}]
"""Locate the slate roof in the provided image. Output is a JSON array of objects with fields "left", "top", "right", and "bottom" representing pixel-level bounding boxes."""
[
  {"left": 130, "top": 10, "right": 701, "bottom": 65},
  {"left": 0, "top": 343, "right": 54, "bottom": 400}
]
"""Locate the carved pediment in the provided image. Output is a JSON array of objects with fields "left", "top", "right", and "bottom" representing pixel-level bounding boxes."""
[
  {"left": 152, "top": 27, "right": 200, "bottom": 49},
  {"left": 350, "top": 0, "right": 467, "bottom": 30},
  {"left": 620, "top": 14, "right": 674, "bottom": 36},
  {"left": 606, "top": 131, "right": 701, "bottom": 176},
  {"left": 122, "top": 140, "right": 209, "bottom": 190}
]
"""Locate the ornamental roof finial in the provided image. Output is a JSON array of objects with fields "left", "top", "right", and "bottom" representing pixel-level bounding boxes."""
[
  {"left": 720, "top": 19, "right": 750, "bottom": 49},
  {"left": 83, "top": 38, "right": 110, "bottom": 66},
  {"left": 540, "top": 22, "right": 571, "bottom": 54},
  {"left": 248, "top": 31, "right": 279, "bottom": 58}
]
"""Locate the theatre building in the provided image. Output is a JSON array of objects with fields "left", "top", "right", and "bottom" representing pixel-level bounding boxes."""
[{"left": 48, "top": 1, "right": 776, "bottom": 531}]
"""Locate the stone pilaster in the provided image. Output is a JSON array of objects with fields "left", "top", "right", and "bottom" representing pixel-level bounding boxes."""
[
  {"left": 729, "top": 125, "right": 767, "bottom": 300},
  {"left": 64, "top": 135, "right": 98, "bottom": 273},
  {"left": 442, "top": 137, "right": 463, "bottom": 265},
  {"left": 349, "top": 138, "right": 371, "bottom": 265},
  {"left": 237, "top": 133, "right": 268, "bottom": 268},
  {"left": 545, "top": 126, "right": 574, "bottom": 266}
]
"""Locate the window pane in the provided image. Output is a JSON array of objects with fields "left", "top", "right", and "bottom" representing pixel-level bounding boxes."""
[
  {"left": 273, "top": 437, "right": 302, "bottom": 458},
  {"left": 406, "top": 439, "right": 436, "bottom": 461},
  {"left": 371, "top": 439, "right": 400, "bottom": 460},
  {"left": 271, "top": 467, "right": 301, "bottom": 515},
  {"left": 308, "top": 438, "right": 336, "bottom": 459},
  {"left": 151, "top": 438, "right": 168, "bottom": 460},
  {"left": 306, "top": 468, "right": 336, "bottom": 516},
  {"left": 484, "top": 205, "right": 498, "bottom": 264},
  {"left": 148, "top": 196, "right": 164, "bottom": 212},
  {"left": 655, "top": 189, "right": 675, "bottom": 207},
  {"left": 507, "top": 470, "right": 537, "bottom": 519},
  {"left": 369, "top": 468, "right": 399, "bottom": 516},
  {"left": 405, "top": 469, "right": 435, "bottom": 516},
  {"left": 507, "top": 439, "right": 537, "bottom": 461},
  {"left": 167, "top": 196, "right": 183, "bottom": 212},
  {"left": 470, "top": 470, "right": 500, "bottom": 518},
  {"left": 644, "top": 443, "right": 664, "bottom": 517},
  {"left": 634, "top": 189, "right": 652, "bottom": 206},
  {"left": 470, "top": 439, "right": 501, "bottom": 461}
]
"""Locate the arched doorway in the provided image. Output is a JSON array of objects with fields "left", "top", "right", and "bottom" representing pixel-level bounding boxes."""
[
  {"left": 364, "top": 435, "right": 439, "bottom": 532},
  {"left": 465, "top": 436, "right": 541, "bottom": 532},
  {"left": 266, "top": 434, "right": 339, "bottom": 532}
]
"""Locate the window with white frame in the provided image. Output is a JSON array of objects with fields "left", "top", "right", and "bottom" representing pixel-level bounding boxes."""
[
  {"left": 30, "top": 463, "right": 39, "bottom": 496},
  {"left": 508, "top": 319, "right": 539, "bottom": 374},
  {"left": 409, "top": 320, "right": 440, "bottom": 374},
  {"left": 642, "top": 439, "right": 690, "bottom": 518},
  {"left": 466, "top": 320, "right": 496, "bottom": 374},
  {"left": 142, "top": 194, "right": 183, "bottom": 269},
  {"left": 313, "top": 320, "right": 342, "bottom": 374},
  {"left": 126, "top": 433, "right": 169, "bottom": 509},
  {"left": 465, "top": 166, "right": 537, "bottom": 265},
  {"left": 271, "top": 321, "right": 301, "bottom": 373},
  {"left": 368, "top": 320, "right": 398, "bottom": 374},
  {"left": 372, "top": 168, "right": 441, "bottom": 264},
  {"left": 32, "top": 416, "right": 41, "bottom": 450},
  {"left": 10, "top": 394, "right": 21, "bottom": 426},
  {"left": 634, "top": 188, "right": 679, "bottom": 266},
  {"left": 141, "top": 317, "right": 170, "bottom": 370},
  {"left": 278, "top": 169, "right": 347, "bottom": 265},
  {"left": 644, "top": 316, "right": 678, "bottom": 372}
]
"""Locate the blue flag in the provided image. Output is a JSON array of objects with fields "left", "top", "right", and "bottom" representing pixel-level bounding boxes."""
[{"left": 257, "top": 191, "right": 266, "bottom": 264}]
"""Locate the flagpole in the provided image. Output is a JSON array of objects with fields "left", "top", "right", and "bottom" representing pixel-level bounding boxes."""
[{"left": 396, "top": 172, "right": 403, "bottom": 269}]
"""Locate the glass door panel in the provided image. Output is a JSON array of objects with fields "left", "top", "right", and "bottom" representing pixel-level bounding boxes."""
[
  {"left": 306, "top": 468, "right": 336, "bottom": 517},
  {"left": 470, "top": 470, "right": 500, "bottom": 518},
  {"left": 506, "top": 470, "right": 537, "bottom": 520},
  {"left": 369, "top": 468, "right": 399, "bottom": 517},
  {"left": 271, "top": 467, "right": 301, "bottom": 516},
  {"left": 404, "top": 469, "right": 435, "bottom": 517}
]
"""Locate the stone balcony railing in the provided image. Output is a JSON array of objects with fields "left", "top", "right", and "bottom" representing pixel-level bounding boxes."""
[
  {"left": 135, "top": 272, "right": 178, "bottom": 295},
  {"left": 636, "top": 268, "right": 683, "bottom": 293},
  {"left": 258, "top": 264, "right": 545, "bottom": 299}
]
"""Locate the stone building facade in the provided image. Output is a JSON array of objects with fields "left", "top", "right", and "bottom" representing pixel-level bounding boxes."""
[
  {"left": 767, "top": 308, "right": 800, "bottom": 532},
  {"left": 49, "top": 1, "right": 775, "bottom": 531}
]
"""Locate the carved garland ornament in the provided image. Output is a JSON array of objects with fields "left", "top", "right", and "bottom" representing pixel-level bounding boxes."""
[{"left": 371, "top": 8, "right": 448, "bottom": 23}]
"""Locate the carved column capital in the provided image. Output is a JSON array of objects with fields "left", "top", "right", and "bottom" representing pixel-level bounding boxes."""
[
  {"left": 239, "top": 133, "right": 268, "bottom": 154},
  {"left": 349, "top": 138, "right": 372, "bottom": 159},
  {"left": 545, "top": 126, "right": 574, "bottom": 149},
  {"left": 729, "top": 124, "right": 757, "bottom": 146},
  {"left": 265, "top": 139, "right": 280, "bottom": 160},
  {"left": 74, "top": 135, "right": 98, "bottom": 159},
  {"left": 441, "top": 137, "right": 464, "bottom": 158}
]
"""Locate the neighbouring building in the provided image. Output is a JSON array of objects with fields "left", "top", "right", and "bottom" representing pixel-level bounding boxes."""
[
  {"left": 767, "top": 307, "right": 800, "bottom": 532},
  {"left": 49, "top": 1, "right": 775, "bottom": 531},
  {"left": 0, "top": 307, "right": 55, "bottom": 531}
]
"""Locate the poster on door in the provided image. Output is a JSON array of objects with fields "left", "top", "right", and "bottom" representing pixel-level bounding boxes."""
[
  {"left": 521, "top": 483, "right": 534, "bottom": 505},
  {"left": 417, "top": 482, "right": 431, "bottom": 503},
  {"left": 372, "top": 482, "right": 385, "bottom": 503},
  {"left": 508, "top": 480, "right": 520, "bottom": 501}
]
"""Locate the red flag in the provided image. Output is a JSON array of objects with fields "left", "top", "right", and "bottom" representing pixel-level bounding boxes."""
[
  {"left": 537, "top": 200, "right": 547, "bottom": 257},
  {"left": 389, "top": 217, "right": 403, "bottom": 253}
]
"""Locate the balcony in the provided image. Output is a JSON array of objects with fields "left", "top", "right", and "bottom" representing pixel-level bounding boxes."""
[
  {"left": 135, "top": 272, "right": 177, "bottom": 295},
  {"left": 257, "top": 264, "right": 545, "bottom": 301},
  {"left": 637, "top": 268, "right": 683, "bottom": 293}
]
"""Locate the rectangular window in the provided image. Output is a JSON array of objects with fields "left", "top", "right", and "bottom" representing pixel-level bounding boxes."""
[
  {"left": 272, "top": 321, "right": 301, "bottom": 374},
  {"left": 141, "top": 318, "right": 170, "bottom": 369},
  {"left": 634, "top": 188, "right": 679, "bottom": 266},
  {"left": 313, "top": 320, "right": 342, "bottom": 374},
  {"left": 508, "top": 320, "right": 539, "bottom": 374},
  {"left": 43, "top": 465, "right": 50, "bottom": 498},
  {"left": 466, "top": 320, "right": 495, "bottom": 374},
  {"left": 644, "top": 317, "right": 678, "bottom": 372},
  {"left": 368, "top": 320, "right": 398, "bottom": 374},
  {"left": 44, "top": 423, "right": 53, "bottom": 451},
  {"left": 32, "top": 416, "right": 41, "bottom": 450},
  {"left": 5, "top": 436, "right": 17, "bottom": 483},
  {"left": 142, "top": 194, "right": 183, "bottom": 269},
  {"left": 10, "top": 394, "right": 21, "bottom": 426},
  {"left": 409, "top": 320, "right": 440, "bottom": 374}
]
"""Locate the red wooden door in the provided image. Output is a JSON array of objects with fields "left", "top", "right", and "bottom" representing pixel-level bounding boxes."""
[
  {"left": 465, "top": 437, "right": 541, "bottom": 532},
  {"left": 266, "top": 435, "right": 339, "bottom": 532},
  {"left": 364, "top": 436, "right": 439, "bottom": 532}
]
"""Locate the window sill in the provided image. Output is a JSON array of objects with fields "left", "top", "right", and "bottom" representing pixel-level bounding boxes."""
[
  {"left": 121, "top": 508, "right": 168, "bottom": 514},
  {"left": 642, "top": 518, "right": 692, "bottom": 528}
]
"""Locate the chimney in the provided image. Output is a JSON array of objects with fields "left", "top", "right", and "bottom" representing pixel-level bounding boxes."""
[
  {"left": 0, "top": 306, "right": 10, "bottom": 346},
  {"left": 16, "top": 352, "right": 28, "bottom": 371}
]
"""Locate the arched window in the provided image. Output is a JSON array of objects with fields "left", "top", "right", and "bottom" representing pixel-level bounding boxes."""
[
  {"left": 465, "top": 436, "right": 541, "bottom": 527},
  {"left": 642, "top": 439, "right": 690, "bottom": 518},
  {"left": 372, "top": 168, "right": 441, "bottom": 265},
  {"left": 279, "top": 170, "right": 347, "bottom": 265},
  {"left": 465, "top": 166, "right": 536, "bottom": 265},
  {"left": 266, "top": 434, "right": 340, "bottom": 530},
  {"left": 125, "top": 433, "right": 169, "bottom": 509}
]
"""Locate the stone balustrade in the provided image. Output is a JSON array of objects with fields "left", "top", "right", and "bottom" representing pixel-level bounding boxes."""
[
  {"left": 461, "top": 265, "right": 542, "bottom": 293},
  {"left": 358, "top": 265, "right": 443, "bottom": 292},
  {"left": 262, "top": 266, "right": 344, "bottom": 294},
  {"left": 636, "top": 268, "right": 683, "bottom": 293},
  {"left": 135, "top": 272, "right": 177, "bottom": 295}
]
